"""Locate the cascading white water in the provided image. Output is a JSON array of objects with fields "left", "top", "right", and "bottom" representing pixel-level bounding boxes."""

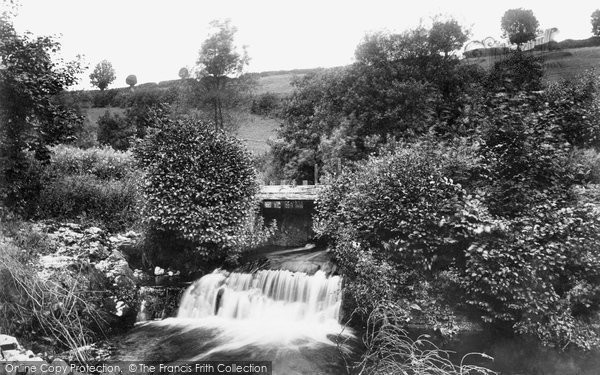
[
  {"left": 177, "top": 269, "right": 343, "bottom": 323},
  {"left": 132, "top": 269, "right": 354, "bottom": 374},
  {"left": 153, "top": 269, "right": 352, "bottom": 359}
]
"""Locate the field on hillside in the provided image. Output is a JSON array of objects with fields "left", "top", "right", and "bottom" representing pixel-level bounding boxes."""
[
  {"left": 233, "top": 111, "right": 280, "bottom": 154},
  {"left": 463, "top": 46, "right": 600, "bottom": 81},
  {"left": 255, "top": 73, "right": 303, "bottom": 95}
]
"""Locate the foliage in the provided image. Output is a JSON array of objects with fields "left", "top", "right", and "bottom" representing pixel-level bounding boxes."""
[
  {"left": 271, "top": 20, "right": 484, "bottom": 181},
  {"left": 353, "top": 304, "right": 496, "bottom": 375},
  {"left": 428, "top": 17, "right": 470, "bottom": 57},
  {"left": 89, "top": 60, "right": 116, "bottom": 91},
  {"left": 0, "top": 229, "right": 107, "bottom": 361},
  {"left": 97, "top": 110, "right": 135, "bottom": 150},
  {"left": 0, "top": 11, "right": 83, "bottom": 212},
  {"left": 314, "top": 142, "right": 485, "bottom": 312},
  {"left": 486, "top": 51, "right": 543, "bottom": 93},
  {"left": 543, "top": 70, "right": 600, "bottom": 149},
  {"left": 195, "top": 19, "right": 250, "bottom": 129},
  {"left": 463, "top": 204, "right": 600, "bottom": 349},
  {"left": 477, "top": 92, "right": 582, "bottom": 218},
  {"left": 134, "top": 113, "right": 267, "bottom": 262},
  {"left": 46, "top": 144, "right": 137, "bottom": 180},
  {"left": 500, "top": 8, "right": 540, "bottom": 47},
  {"left": 250, "top": 92, "right": 281, "bottom": 116},
  {"left": 92, "top": 89, "right": 119, "bottom": 108},
  {"left": 592, "top": 9, "right": 600, "bottom": 36},
  {"left": 125, "top": 74, "right": 137, "bottom": 88},
  {"left": 31, "top": 146, "right": 141, "bottom": 231}
]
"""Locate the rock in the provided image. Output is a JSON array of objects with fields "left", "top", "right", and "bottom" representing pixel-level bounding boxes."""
[
  {"left": 114, "top": 275, "right": 136, "bottom": 289},
  {"left": 87, "top": 242, "right": 109, "bottom": 261},
  {"left": 84, "top": 226, "right": 104, "bottom": 236}
]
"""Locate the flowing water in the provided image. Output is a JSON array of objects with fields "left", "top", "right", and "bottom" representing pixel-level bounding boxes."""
[{"left": 117, "top": 269, "right": 356, "bottom": 374}]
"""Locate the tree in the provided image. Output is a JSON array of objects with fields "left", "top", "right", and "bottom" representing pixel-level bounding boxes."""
[
  {"left": 178, "top": 67, "right": 189, "bottom": 79},
  {"left": 89, "top": 60, "right": 116, "bottom": 91},
  {"left": 0, "top": 9, "right": 82, "bottom": 211},
  {"left": 592, "top": 9, "right": 600, "bottom": 36},
  {"left": 125, "top": 74, "right": 137, "bottom": 90},
  {"left": 501, "top": 8, "right": 540, "bottom": 48},
  {"left": 428, "top": 18, "right": 470, "bottom": 57},
  {"left": 196, "top": 19, "right": 250, "bottom": 130}
]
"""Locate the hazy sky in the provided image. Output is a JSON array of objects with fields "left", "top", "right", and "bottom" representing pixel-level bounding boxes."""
[{"left": 8, "top": 0, "right": 600, "bottom": 89}]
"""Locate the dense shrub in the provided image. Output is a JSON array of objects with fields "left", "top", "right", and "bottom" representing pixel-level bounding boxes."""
[
  {"left": 250, "top": 92, "right": 281, "bottom": 116},
  {"left": 91, "top": 89, "right": 119, "bottom": 107},
  {"left": 463, "top": 204, "right": 600, "bottom": 349},
  {"left": 46, "top": 145, "right": 137, "bottom": 179},
  {"left": 31, "top": 146, "right": 141, "bottom": 230},
  {"left": 486, "top": 51, "right": 543, "bottom": 93},
  {"left": 477, "top": 92, "right": 581, "bottom": 218},
  {"left": 315, "top": 142, "right": 486, "bottom": 313},
  {"left": 544, "top": 71, "right": 600, "bottom": 149},
  {"left": 37, "top": 174, "right": 141, "bottom": 229},
  {"left": 134, "top": 115, "right": 270, "bottom": 263},
  {"left": 97, "top": 110, "right": 135, "bottom": 150}
]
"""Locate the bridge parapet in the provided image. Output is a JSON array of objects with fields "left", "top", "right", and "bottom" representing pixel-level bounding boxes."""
[{"left": 258, "top": 184, "right": 325, "bottom": 201}]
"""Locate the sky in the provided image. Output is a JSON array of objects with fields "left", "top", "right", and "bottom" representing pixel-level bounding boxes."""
[{"left": 7, "top": 0, "right": 600, "bottom": 89}]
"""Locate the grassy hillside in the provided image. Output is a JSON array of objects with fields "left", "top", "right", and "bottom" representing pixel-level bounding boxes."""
[
  {"left": 233, "top": 111, "right": 280, "bottom": 154},
  {"left": 255, "top": 73, "right": 304, "bottom": 95},
  {"left": 463, "top": 46, "right": 600, "bottom": 81}
]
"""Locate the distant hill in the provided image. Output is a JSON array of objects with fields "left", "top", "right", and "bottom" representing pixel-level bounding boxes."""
[{"left": 83, "top": 68, "right": 325, "bottom": 97}]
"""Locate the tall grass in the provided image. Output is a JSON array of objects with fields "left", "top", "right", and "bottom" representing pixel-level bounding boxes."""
[
  {"left": 0, "top": 233, "right": 107, "bottom": 362},
  {"left": 352, "top": 304, "right": 496, "bottom": 375}
]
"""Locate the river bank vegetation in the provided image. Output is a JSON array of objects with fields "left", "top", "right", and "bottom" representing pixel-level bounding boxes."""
[{"left": 2, "top": 2, "right": 600, "bottom": 373}]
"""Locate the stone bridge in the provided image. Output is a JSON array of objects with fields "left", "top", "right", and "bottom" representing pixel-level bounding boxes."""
[{"left": 257, "top": 184, "right": 325, "bottom": 247}]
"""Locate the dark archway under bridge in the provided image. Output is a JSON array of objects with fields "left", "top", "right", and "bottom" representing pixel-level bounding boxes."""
[{"left": 257, "top": 184, "right": 324, "bottom": 247}]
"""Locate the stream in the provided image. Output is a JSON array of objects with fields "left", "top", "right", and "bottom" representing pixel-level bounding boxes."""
[{"left": 114, "top": 268, "right": 357, "bottom": 374}]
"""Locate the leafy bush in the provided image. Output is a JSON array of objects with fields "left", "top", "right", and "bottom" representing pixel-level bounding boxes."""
[
  {"left": 478, "top": 92, "right": 581, "bottom": 218},
  {"left": 250, "top": 92, "right": 281, "bottom": 116},
  {"left": 463, "top": 203, "right": 600, "bottom": 349},
  {"left": 134, "top": 114, "right": 269, "bottom": 263},
  {"left": 46, "top": 145, "right": 137, "bottom": 180},
  {"left": 315, "top": 142, "right": 486, "bottom": 313},
  {"left": 91, "top": 89, "right": 119, "bottom": 108},
  {"left": 486, "top": 51, "right": 543, "bottom": 93},
  {"left": 37, "top": 174, "right": 141, "bottom": 230},
  {"left": 32, "top": 146, "right": 142, "bottom": 230},
  {"left": 97, "top": 110, "right": 135, "bottom": 150},
  {"left": 544, "top": 70, "right": 600, "bottom": 149}
]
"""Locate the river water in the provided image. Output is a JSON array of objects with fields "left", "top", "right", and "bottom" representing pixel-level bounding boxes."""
[{"left": 115, "top": 269, "right": 357, "bottom": 374}]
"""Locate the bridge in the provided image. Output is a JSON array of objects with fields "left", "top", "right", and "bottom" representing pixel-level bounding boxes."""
[
  {"left": 258, "top": 183, "right": 323, "bottom": 201},
  {"left": 257, "top": 184, "right": 325, "bottom": 246}
]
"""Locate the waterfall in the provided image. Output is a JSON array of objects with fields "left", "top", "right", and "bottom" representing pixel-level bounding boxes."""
[{"left": 177, "top": 269, "right": 343, "bottom": 323}]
